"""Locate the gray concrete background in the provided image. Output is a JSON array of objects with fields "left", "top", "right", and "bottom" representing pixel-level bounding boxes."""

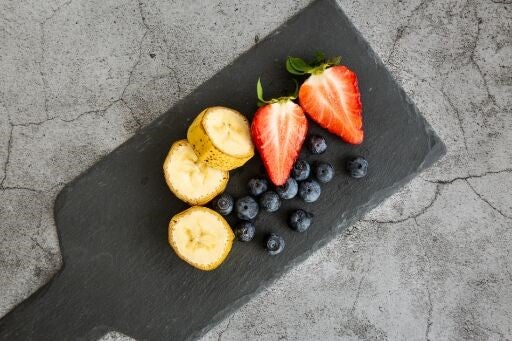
[{"left": 0, "top": 0, "right": 511, "bottom": 339}]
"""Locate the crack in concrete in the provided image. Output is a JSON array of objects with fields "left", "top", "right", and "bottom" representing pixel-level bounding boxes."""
[
  {"left": 424, "top": 168, "right": 512, "bottom": 185},
  {"left": 425, "top": 285, "right": 433, "bottom": 341},
  {"left": 364, "top": 183, "right": 441, "bottom": 224},
  {"left": 119, "top": 0, "right": 151, "bottom": 100},
  {"left": 31, "top": 0, "right": 149, "bottom": 125},
  {"left": 164, "top": 32, "right": 188, "bottom": 101},
  {"left": 350, "top": 250, "right": 373, "bottom": 315},
  {"left": 440, "top": 88, "right": 470, "bottom": 158},
  {"left": 120, "top": 31, "right": 149, "bottom": 102},
  {"left": 412, "top": 218, "right": 434, "bottom": 341},
  {"left": 38, "top": 0, "right": 74, "bottom": 121},
  {"left": 217, "top": 313, "right": 234, "bottom": 341},
  {"left": 120, "top": 98, "right": 143, "bottom": 130},
  {"left": 350, "top": 274, "right": 365, "bottom": 314},
  {"left": 60, "top": 104, "right": 113, "bottom": 123},
  {"left": 465, "top": 179, "right": 511, "bottom": 219},
  {"left": 0, "top": 125, "right": 14, "bottom": 189},
  {"left": 366, "top": 167, "right": 512, "bottom": 225},
  {"left": 10, "top": 101, "right": 116, "bottom": 129},
  {"left": 45, "top": 0, "right": 73, "bottom": 23},
  {"left": 15, "top": 229, "right": 58, "bottom": 266},
  {"left": 30, "top": 235, "right": 57, "bottom": 263},
  {"left": 0, "top": 100, "right": 124, "bottom": 188},
  {"left": 423, "top": 169, "right": 512, "bottom": 220},
  {"left": 467, "top": 1, "right": 504, "bottom": 112},
  {"left": 1, "top": 186, "right": 42, "bottom": 193},
  {"left": 2, "top": 0, "right": 157, "bottom": 191},
  {"left": 165, "top": 64, "right": 183, "bottom": 99},
  {"left": 114, "top": 0, "right": 151, "bottom": 126},
  {"left": 138, "top": 0, "right": 150, "bottom": 31},
  {"left": 38, "top": 25, "right": 50, "bottom": 121},
  {"left": 387, "top": 0, "right": 428, "bottom": 63}
]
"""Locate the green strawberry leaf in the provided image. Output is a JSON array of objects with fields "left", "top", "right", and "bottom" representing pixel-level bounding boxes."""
[
  {"left": 288, "top": 57, "right": 312, "bottom": 72},
  {"left": 256, "top": 78, "right": 299, "bottom": 106},
  {"left": 286, "top": 58, "right": 306, "bottom": 75},
  {"left": 256, "top": 78, "right": 268, "bottom": 107},
  {"left": 257, "top": 78, "right": 264, "bottom": 100},
  {"left": 286, "top": 52, "right": 343, "bottom": 76}
]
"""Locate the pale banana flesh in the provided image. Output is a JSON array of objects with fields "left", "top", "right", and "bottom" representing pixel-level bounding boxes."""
[
  {"left": 169, "top": 206, "right": 234, "bottom": 270},
  {"left": 202, "top": 106, "right": 253, "bottom": 158},
  {"left": 163, "top": 140, "right": 228, "bottom": 205}
]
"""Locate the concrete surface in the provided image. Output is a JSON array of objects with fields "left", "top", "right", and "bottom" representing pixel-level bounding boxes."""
[{"left": 0, "top": 0, "right": 511, "bottom": 339}]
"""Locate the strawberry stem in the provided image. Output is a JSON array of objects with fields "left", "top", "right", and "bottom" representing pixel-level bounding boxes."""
[
  {"left": 256, "top": 78, "right": 298, "bottom": 107},
  {"left": 256, "top": 78, "right": 269, "bottom": 106},
  {"left": 286, "top": 52, "right": 342, "bottom": 75},
  {"left": 291, "top": 78, "right": 299, "bottom": 98}
]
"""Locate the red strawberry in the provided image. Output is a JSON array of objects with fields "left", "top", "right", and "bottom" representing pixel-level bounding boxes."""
[
  {"left": 251, "top": 79, "right": 308, "bottom": 186},
  {"left": 286, "top": 53, "right": 363, "bottom": 144}
]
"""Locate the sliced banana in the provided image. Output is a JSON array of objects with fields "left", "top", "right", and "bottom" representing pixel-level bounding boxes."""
[
  {"left": 163, "top": 139, "right": 228, "bottom": 205},
  {"left": 203, "top": 107, "right": 254, "bottom": 157},
  {"left": 187, "top": 107, "right": 254, "bottom": 171},
  {"left": 168, "top": 206, "right": 235, "bottom": 271}
]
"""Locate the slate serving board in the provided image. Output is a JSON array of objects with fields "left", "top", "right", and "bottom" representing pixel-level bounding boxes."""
[{"left": 0, "top": 0, "right": 445, "bottom": 340}]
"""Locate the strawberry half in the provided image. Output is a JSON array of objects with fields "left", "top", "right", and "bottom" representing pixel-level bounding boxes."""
[
  {"left": 251, "top": 79, "right": 308, "bottom": 186},
  {"left": 286, "top": 53, "right": 363, "bottom": 144}
]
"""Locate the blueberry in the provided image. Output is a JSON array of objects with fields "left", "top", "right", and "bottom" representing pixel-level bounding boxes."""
[
  {"left": 307, "top": 134, "right": 327, "bottom": 154},
  {"left": 211, "top": 193, "right": 234, "bottom": 216},
  {"left": 346, "top": 156, "right": 368, "bottom": 178},
  {"left": 288, "top": 209, "right": 314, "bottom": 232},
  {"left": 234, "top": 221, "right": 256, "bottom": 242},
  {"left": 314, "top": 162, "right": 334, "bottom": 183},
  {"left": 248, "top": 177, "right": 269, "bottom": 196},
  {"left": 276, "top": 178, "right": 298, "bottom": 199},
  {"left": 236, "top": 196, "right": 259, "bottom": 220},
  {"left": 292, "top": 159, "right": 310, "bottom": 181},
  {"left": 259, "top": 191, "right": 281, "bottom": 212},
  {"left": 265, "top": 233, "right": 285, "bottom": 256},
  {"left": 298, "top": 179, "right": 321, "bottom": 203}
]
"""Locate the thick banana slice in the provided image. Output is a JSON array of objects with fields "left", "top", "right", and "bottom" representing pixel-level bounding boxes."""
[
  {"left": 187, "top": 107, "right": 254, "bottom": 171},
  {"left": 163, "top": 140, "right": 228, "bottom": 205},
  {"left": 168, "top": 206, "right": 235, "bottom": 271}
]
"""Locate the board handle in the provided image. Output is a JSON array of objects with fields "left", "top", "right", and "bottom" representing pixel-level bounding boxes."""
[{"left": 0, "top": 268, "right": 114, "bottom": 340}]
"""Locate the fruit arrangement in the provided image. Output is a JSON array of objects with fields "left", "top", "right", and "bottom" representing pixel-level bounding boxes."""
[
  {"left": 163, "top": 52, "right": 369, "bottom": 270},
  {"left": 164, "top": 107, "right": 254, "bottom": 270}
]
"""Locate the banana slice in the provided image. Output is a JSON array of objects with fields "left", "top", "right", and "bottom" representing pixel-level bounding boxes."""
[
  {"left": 168, "top": 206, "right": 235, "bottom": 271},
  {"left": 163, "top": 140, "right": 229, "bottom": 205},
  {"left": 187, "top": 107, "right": 254, "bottom": 171}
]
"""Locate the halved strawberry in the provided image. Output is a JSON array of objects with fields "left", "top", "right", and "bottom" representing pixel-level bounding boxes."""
[
  {"left": 251, "top": 79, "right": 308, "bottom": 186},
  {"left": 286, "top": 53, "right": 363, "bottom": 144}
]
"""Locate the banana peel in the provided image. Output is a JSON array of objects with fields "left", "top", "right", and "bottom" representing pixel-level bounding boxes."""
[{"left": 187, "top": 107, "right": 254, "bottom": 171}]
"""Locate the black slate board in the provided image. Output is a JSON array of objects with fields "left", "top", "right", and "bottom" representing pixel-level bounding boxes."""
[{"left": 0, "top": 0, "right": 445, "bottom": 340}]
